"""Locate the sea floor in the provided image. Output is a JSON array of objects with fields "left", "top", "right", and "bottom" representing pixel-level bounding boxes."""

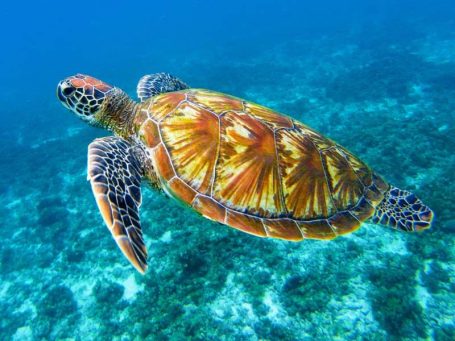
[{"left": 1, "top": 28, "right": 454, "bottom": 340}]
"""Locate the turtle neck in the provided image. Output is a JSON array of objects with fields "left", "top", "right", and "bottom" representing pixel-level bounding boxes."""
[{"left": 95, "top": 88, "right": 139, "bottom": 138}]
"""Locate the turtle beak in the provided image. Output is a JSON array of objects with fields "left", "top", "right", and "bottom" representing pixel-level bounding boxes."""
[
  {"left": 57, "top": 80, "right": 73, "bottom": 111},
  {"left": 57, "top": 81, "right": 66, "bottom": 102}
]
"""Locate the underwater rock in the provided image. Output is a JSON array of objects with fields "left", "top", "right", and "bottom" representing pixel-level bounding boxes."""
[
  {"left": 421, "top": 261, "right": 451, "bottom": 294},
  {"left": 34, "top": 285, "right": 80, "bottom": 339},
  {"left": 178, "top": 250, "right": 208, "bottom": 278},
  {"left": 38, "top": 285, "right": 78, "bottom": 319},
  {"left": 93, "top": 280, "right": 125, "bottom": 305},
  {"left": 367, "top": 255, "right": 427, "bottom": 339}
]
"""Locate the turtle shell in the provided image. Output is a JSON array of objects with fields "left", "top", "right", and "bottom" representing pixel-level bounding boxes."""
[{"left": 136, "top": 89, "right": 389, "bottom": 240}]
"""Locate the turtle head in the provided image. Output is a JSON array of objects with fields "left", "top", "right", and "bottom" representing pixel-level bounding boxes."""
[{"left": 57, "top": 74, "right": 116, "bottom": 124}]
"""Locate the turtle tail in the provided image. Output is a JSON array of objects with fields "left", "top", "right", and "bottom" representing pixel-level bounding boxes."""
[{"left": 372, "top": 186, "right": 434, "bottom": 232}]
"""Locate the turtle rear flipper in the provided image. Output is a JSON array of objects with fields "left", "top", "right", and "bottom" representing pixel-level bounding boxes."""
[
  {"left": 88, "top": 136, "right": 147, "bottom": 273},
  {"left": 372, "top": 186, "right": 434, "bottom": 232},
  {"left": 137, "top": 73, "right": 189, "bottom": 102}
]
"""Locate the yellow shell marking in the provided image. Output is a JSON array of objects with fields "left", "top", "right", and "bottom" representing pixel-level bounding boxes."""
[
  {"left": 214, "top": 111, "right": 285, "bottom": 217},
  {"left": 160, "top": 102, "right": 219, "bottom": 194},
  {"left": 138, "top": 89, "right": 378, "bottom": 241}
]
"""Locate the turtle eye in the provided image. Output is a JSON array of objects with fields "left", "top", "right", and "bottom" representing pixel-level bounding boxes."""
[{"left": 63, "top": 86, "right": 75, "bottom": 96}]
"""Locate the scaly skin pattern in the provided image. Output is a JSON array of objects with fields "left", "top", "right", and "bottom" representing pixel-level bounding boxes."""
[
  {"left": 57, "top": 74, "right": 114, "bottom": 118},
  {"left": 57, "top": 74, "right": 137, "bottom": 138},
  {"left": 133, "top": 89, "right": 390, "bottom": 241}
]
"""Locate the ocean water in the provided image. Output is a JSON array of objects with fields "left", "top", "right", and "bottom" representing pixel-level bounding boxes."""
[{"left": 1, "top": 0, "right": 454, "bottom": 340}]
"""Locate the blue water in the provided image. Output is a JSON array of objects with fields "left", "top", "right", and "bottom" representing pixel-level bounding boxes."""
[{"left": 1, "top": 1, "right": 454, "bottom": 339}]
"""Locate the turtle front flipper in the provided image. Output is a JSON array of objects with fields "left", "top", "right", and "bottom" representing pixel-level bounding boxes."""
[
  {"left": 88, "top": 136, "right": 147, "bottom": 274},
  {"left": 372, "top": 186, "right": 434, "bottom": 232},
  {"left": 136, "top": 73, "right": 189, "bottom": 102}
]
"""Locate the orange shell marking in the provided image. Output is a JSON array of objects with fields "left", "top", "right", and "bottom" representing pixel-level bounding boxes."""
[
  {"left": 187, "top": 90, "right": 244, "bottom": 113},
  {"left": 214, "top": 111, "right": 285, "bottom": 217},
  {"left": 322, "top": 148, "right": 364, "bottom": 210},
  {"left": 161, "top": 102, "right": 219, "bottom": 194},
  {"left": 141, "top": 89, "right": 382, "bottom": 241},
  {"left": 277, "top": 129, "right": 336, "bottom": 218},
  {"left": 148, "top": 92, "right": 186, "bottom": 121},
  {"left": 244, "top": 102, "right": 294, "bottom": 129}
]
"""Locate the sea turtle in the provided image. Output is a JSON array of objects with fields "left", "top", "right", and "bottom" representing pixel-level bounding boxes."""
[{"left": 57, "top": 73, "right": 434, "bottom": 274}]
